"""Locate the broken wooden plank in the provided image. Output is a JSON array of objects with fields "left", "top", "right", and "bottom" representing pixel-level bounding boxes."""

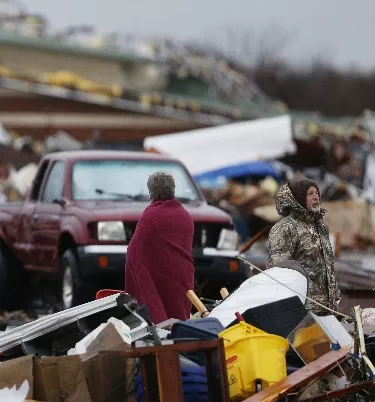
[
  {"left": 105, "top": 339, "right": 231, "bottom": 402},
  {"left": 155, "top": 349, "right": 184, "bottom": 402},
  {"left": 298, "top": 379, "right": 375, "bottom": 402},
  {"left": 243, "top": 347, "right": 350, "bottom": 402}
]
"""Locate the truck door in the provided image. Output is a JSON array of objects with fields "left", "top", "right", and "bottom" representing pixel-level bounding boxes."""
[
  {"left": 30, "top": 161, "right": 65, "bottom": 272},
  {"left": 15, "top": 160, "right": 50, "bottom": 270}
]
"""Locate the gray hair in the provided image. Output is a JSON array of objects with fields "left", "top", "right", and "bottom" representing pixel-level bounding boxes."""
[{"left": 147, "top": 172, "right": 175, "bottom": 201}]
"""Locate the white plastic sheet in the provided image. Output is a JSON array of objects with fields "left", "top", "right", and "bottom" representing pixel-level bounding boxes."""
[
  {"left": 6, "top": 163, "right": 38, "bottom": 197},
  {"left": 45, "top": 130, "right": 82, "bottom": 152},
  {"left": 0, "top": 294, "right": 148, "bottom": 353},
  {"left": 312, "top": 314, "right": 353, "bottom": 348},
  {"left": 209, "top": 267, "right": 307, "bottom": 328},
  {"left": 0, "top": 124, "right": 11, "bottom": 145},
  {"left": 363, "top": 152, "right": 375, "bottom": 201},
  {"left": 144, "top": 115, "right": 295, "bottom": 176},
  {"left": 0, "top": 380, "right": 29, "bottom": 402}
]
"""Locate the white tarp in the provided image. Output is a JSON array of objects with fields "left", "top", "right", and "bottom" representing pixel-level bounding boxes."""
[
  {"left": 144, "top": 115, "right": 295, "bottom": 175},
  {"left": 45, "top": 130, "right": 83, "bottom": 152},
  {"left": 209, "top": 267, "right": 307, "bottom": 328},
  {"left": 0, "top": 124, "right": 12, "bottom": 145},
  {"left": 6, "top": 163, "right": 38, "bottom": 197},
  {"left": 363, "top": 152, "right": 375, "bottom": 201}
]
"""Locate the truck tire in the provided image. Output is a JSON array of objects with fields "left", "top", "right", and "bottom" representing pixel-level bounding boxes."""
[
  {"left": 59, "top": 249, "right": 96, "bottom": 310},
  {"left": 0, "top": 245, "right": 28, "bottom": 311},
  {"left": 0, "top": 248, "right": 7, "bottom": 310}
]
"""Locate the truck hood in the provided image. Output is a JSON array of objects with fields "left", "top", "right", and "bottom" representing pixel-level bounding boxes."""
[{"left": 72, "top": 200, "right": 231, "bottom": 223}]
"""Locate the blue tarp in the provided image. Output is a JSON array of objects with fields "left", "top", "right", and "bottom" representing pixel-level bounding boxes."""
[{"left": 194, "top": 161, "right": 281, "bottom": 182}]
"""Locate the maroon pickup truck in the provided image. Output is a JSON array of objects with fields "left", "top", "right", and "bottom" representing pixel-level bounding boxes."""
[{"left": 0, "top": 150, "right": 250, "bottom": 311}]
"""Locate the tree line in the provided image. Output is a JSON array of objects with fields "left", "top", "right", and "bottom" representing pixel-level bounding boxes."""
[
  {"left": 200, "top": 27, "right": 375, "bottom": 117},
  {"left": 252, "top": 59, "right": 375, "bottom": 117}
]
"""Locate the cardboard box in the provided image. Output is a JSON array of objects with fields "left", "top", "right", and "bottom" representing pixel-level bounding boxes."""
[
  {"left": 83, "top": 352, "right": 136, "bottom": 402},
  {"left": 56, "top": 356, "right": 91, "bottom": 402},
  {"left": 73, "top": 318, "right": 131, "bottom": 356},
  {"left": 34, "top": 357, "right": 60, "bottom": 402},
  {"left": 83, "top": 323, "right": 131, "bottom": 360},
  {"left": 80, "top": 323, "right": 136, "bottom": 402},
  {"left": 0, "top": 322, "right": 133, "bottom": 401},
  {"left": 0, "top": 354, "right": 91, "bottom": 402},
  {"left": 0, "top": 355, "right": 34, "bottom": 399},
  {"left": 34, "top": 355, "right": 91, "bottom": 402}
]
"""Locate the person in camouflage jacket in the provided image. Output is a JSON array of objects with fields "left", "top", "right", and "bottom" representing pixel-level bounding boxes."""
[{"left": 267, "top": 178, "right": 340, "bottom": 315}]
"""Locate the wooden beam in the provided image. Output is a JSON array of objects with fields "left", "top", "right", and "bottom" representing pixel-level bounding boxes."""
[
  {"left": 155, "top": 350, "right": 184, "bottom": 401},
  {"left": 243, "top": 347, "right": 350, "bottom": 402},
  {"left": 298, "top": 379, "right": 375, "bottom": 401},
  {"left": 103, "top": 339, "right": 231, "bottom": 402}
]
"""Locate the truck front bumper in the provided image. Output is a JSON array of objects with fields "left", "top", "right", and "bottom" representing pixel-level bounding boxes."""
[{"left": 76, "top": 245, "right": 251, "bottom": 282}]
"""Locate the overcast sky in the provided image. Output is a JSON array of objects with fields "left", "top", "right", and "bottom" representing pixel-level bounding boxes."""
[{"left": 22, "top": 0, "right": 375, "bottom": 70}]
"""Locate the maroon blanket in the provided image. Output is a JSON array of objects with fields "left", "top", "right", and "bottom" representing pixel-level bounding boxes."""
[{"left": 125, "top": 199, "right": 195, "bottom": 324}]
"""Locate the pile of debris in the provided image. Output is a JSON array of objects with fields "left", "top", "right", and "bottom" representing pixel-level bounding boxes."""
[
  {"left": 1, "top": 264, "right": 375, "bottom": 401},
  {"left": 0, "top": 126, "right": 86, "bottom": 202},
  {"left": 143, "top": 112, "right": 375, "bottom": 249},
  {"left": 0, "top": 310, "right": 34, "bottom": 331}
]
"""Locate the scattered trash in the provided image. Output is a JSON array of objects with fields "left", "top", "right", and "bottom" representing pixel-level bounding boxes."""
[
  {"left": 45, "top": 131, "right": 83, "bottom": 153},
  {"left": 0, "top": 284, "right": 373, "bottom": 401}
]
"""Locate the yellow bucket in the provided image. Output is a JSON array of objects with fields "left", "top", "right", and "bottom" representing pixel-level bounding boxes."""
[{"left": 219, "top": 321, "right": 289, "bottom": 400}]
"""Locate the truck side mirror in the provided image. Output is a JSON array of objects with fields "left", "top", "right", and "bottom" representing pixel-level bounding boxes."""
[{"left": 53, "top": 198, "right": 66, "bottom": 208}]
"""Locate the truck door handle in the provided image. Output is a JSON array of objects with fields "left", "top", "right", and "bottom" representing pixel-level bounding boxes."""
[{"left": 32, "top": 214, "right": 39, "bottom": 222}]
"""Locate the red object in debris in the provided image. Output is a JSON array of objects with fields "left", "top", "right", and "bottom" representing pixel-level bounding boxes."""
[
  {"left": 235, "top": 312, "right": 244, "bottom": 321},
  {"left": 95, "top": 289, "right": 122, "bottom": 300}
]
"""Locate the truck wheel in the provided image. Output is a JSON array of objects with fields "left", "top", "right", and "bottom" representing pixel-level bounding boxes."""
[
  {"left": 0, "top": 248, "right": 8, "bottom": 310},
  {"left": 0, "top": 246, "right": 28, "bottom": 311},
  {"left": 59, "top": 250, "right": 95, "bottom": 310}
]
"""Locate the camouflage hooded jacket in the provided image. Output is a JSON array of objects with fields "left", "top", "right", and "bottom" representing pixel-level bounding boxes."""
[{"left": 267, "top": 183, "right": 338, "bottom": 314}]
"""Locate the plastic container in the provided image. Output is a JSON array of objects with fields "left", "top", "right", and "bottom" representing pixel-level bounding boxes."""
[
  {"left": 219, "top": 321, "right": 289, "bottom": 400},
  {"left": 292, "top": 322, "right": 329, "bottom": 363},
  {"left": 170, "top": 323, "right": 218, "bottom": 365},
  {"left": 182, "top": 318, "right": 225, "bottom": 335}
]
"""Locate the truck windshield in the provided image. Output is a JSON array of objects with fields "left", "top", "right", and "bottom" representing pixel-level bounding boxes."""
[{"left": 71, "top": 159, "right": 201, "bottom": 202}]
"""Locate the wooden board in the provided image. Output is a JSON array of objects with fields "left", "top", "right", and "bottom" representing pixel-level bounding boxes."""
[{"left": 243, "top": 347, "right": 350, "bottom": 402}]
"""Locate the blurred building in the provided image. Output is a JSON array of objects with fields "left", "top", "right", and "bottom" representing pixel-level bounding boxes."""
[{"left": 0, "top": 30, "right": 287, "bottom": 148}]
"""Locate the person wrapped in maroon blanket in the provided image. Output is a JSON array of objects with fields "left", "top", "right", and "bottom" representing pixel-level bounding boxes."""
[{"left": 125, "top": 172, "right": 195, "bottom": 324}]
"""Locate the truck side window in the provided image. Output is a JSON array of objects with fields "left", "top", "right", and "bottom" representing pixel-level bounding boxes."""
[{"left": 41, "top": 161, "right": 65, "bottom": 203}]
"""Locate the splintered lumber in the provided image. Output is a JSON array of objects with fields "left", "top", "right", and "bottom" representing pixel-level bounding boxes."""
[
  {"left": 239, "top": 225, "right": 271, "bottom": 253},
  {"left": 243, "top": 347, "right": 350, "bottom": 402},
  {"left": 298, "top": 379, "right": 375, "bottom": 402}
]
